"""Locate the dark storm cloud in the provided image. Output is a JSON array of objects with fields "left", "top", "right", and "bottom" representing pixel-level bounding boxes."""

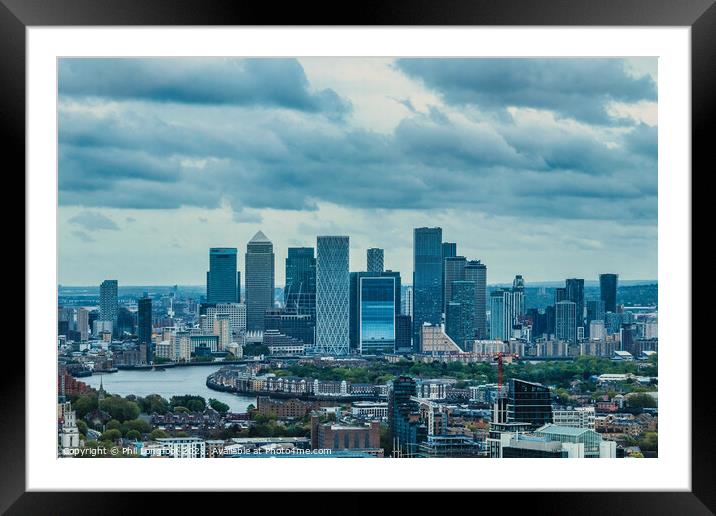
[
  {"left": 59, "top": 58, "right": 351, "bottom": 118},
  {"left": 58, "top": 58, "right": 656, "bottom": 223},
  {"left": 394, "top": 58, "right": 656, "bottom": 125}
]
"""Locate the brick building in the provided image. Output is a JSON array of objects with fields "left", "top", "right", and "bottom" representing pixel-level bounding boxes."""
[{"left": 310, "top": 416, "right": 382, "bottom": 456}]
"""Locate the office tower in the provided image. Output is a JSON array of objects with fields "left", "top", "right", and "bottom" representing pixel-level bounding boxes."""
[
  {"left": 137, "top": 296, "right": 152, "bottom": 362},
  {"left": 464, "top": 260, "right": 487, "bottom": 339},
  {"left": 443, "top": 256, "right": 467, "bottom": 313},
  {"left": 366, "top": 248, "right": 384, "bottom": 274},
  {"left": 565, "top": 278, "right": 585, "bottom": 323},
  {"left": 620, "top": 323, "right": 637, "bottom": 354},
  {"left": 350, "top": 270, "right": 401, "bottom": 352},
  {"left": 359, "top": 276, "right": 396, "bottom": 355},
  {"left": 203, "top": 302, "right": 247, "bottom": 336},
  {"left": 403, "top": 287, "right": 413, "bottom": 318},
  {"left": 441, "top": 242, "right": 457, "bottom": 310},
  {"left": 544, "top": 305, "right": 556, "bottom": 336},
  {"left": 389, "top": 376, "right": 426, "bottom": 457},
  {"left": 116, "top": 307, "right": 135, "bottom": 337},
  {"left": 76, "top": 308, "right": 89, "bottom": 342},
  {"left": 590, "top": 320, "right": 606, "bottom": 341},
  {"left": 555, "top": 300, "right": 577, "bottom": 343},
  {"left": 554, "top": 287, "right": 567, "bottom": 303},
  {"left": 284, "top": 247, "right": 316, "bottom": 318},
  {"left": 413, "top": 227, "right": 443, "bottom": 347},
  {"left": 213, "top": 315, "right": 231, "bottom": 351},
  {"left": 605, "top": 312, "right": 623, "bottom": 334},
  {"left": 445, "top": 280, "right": 476, "bottom": 351},
  {"left": 395, "top": 314, "right": 412, "bottom": 353},
  {"left": 600, "top": 273, "right": 618, "bottom": 313},
  {"left": 206, "top": 248, "right": 240, "bottom": 304},
  {"left": 99, "top": 280, "right": 118, "bottom": 324},
  {"left": 512, "top": 275, "right": 525, "bottom": 323},
  {"left": 245, "top": 231, "right": 275, "bottom": 332},
  {"left": 506, "top": 379, "right": 553, "bottom": 429},
  {"left": 585, "top": 299, "right": 605, "bottom": 338},
  {"left": 316, "top": 236, "right": 350, "bottom": 355},
  {"left": 489, "top": 289, "right": 513, "bottom": 341}
]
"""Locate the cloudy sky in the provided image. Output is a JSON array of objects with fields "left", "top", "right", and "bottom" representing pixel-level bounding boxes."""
[{"left": 58, "top": 57, "right": 657, "bottom": 286}]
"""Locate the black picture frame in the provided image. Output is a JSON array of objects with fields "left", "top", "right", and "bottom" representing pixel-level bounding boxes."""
[{"left": 3, "top": 0, "right": 711, "bottom": 513}]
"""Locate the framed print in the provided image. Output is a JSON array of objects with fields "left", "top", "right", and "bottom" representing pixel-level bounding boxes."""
[{"left": 3, "top": 0, "right": 713, "bottom": 513}]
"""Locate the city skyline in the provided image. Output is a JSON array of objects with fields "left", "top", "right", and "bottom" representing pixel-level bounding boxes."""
[{"left": 58, "top": 57, "right": 657, "bottom": 286}]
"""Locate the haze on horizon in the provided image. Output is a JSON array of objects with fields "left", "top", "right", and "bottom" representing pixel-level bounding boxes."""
[{"left": 58, "top": 57, "right": 658, "bottom": 286}]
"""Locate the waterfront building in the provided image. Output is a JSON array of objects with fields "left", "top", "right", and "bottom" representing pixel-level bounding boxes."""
[
  {"left": 316, "top": 236, "right": 350, "bottom": 355},
  {"left": 555, "top": 300, "right": 577, "bottom": 343},
  {"left": 600, "top": 273, "right": 619, "bottom": 313},
  {"left": 206, "top": 248, "right": 240, "bottom": 304},
  {"left": 190, "top": 335, "right": 219, "bottom": 353},
  {"left": 203, "top": 302, "right": 247, "bottom": 336},
  {"left": 263, "top": 329, "right": 305, "bottom": 355},
  {"left": 506, "top": 379, "right": 553, "bottom": 429},
  {"left": 99, "top": 279, "right": 118, "bottom": 328},
  {"left": 366, "top": 248, "right": 384, "bottom": 274},
  {"left": 245, "top": 231, "right": 275, "bottom": 332},
  {"left": 413, "top": 227, "right": 443, "bottom": 349},
  {"left": 213, "top": 315, "right": 231, "bottom": 351},
  {"left": 264, "top": 309, "right": 314, "bottom": 347},
  {"left": 137, "top": 296, "right": 153, "bottom": 362}
]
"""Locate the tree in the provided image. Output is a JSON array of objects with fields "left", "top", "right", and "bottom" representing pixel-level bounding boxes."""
[
  {"left": 105, "top": 419, "right": 121, "bottom": 431},
  {"left": 639, "top": 432, "right": 658, "bottom": 452},
  {"left": 99, "top": 396, "right": 141, "bottom": 422},
  {"left": 627, "top": 393, "right": 657, "bottom": 409},
  {"left": 76, "top": 420, "right": 88, "bottom": 436},
  {"left": 139, "top": 394, "right": 170, "bottom": 415},
  {"left": 208, "top": 398, "right": 230, "bottom": 414},
  {"left": 122, "top": 418, "right": 152, "bottom": 435},
  {"left": 126, "top": 429, "right": 141, "bottom": 441},
  {"left": 73, "top": 393, "right": 98, "bottom": 419},
  {"left": 100, "top": 429, "right": 122, "bottom": 442},
  {"left": 149, "top": 429, "right": 168, "bottom": 440}
]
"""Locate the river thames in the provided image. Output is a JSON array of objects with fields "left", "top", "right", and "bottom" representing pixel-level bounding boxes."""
[{"left": 79, "top": 366, "right": 256, "bottom": 413}]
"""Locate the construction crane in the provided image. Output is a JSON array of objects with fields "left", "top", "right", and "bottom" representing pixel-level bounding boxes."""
[{"left": 495, "top": 352, "right": 504, "bottom": 399}]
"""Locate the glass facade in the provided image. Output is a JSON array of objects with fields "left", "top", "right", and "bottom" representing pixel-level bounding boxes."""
[
  {"left": 245, "top": 232, "right": 275, "bottom": 332},
  {"left": 413, "top": 227, "right": 443, "bottom": 348},
  {"left": 99, "top": 279, "right": 118, "bottom": 323},
  {"left": 489, "top": 289, "right": 513, "bottom": 341},
  {"left": 555, "top": 300, "right": 577, "bottom": 343},
  {"left": 284, "top": 247, "right": 316, "bottom": 318},
  {"left": 445, "top": 280, "right": 476, "bottom": 351},
  {"left": 206, "top": 248, "right": 239, "bottom": 304},
  {"left": 359, "top": 276, "right": 396, "bottom": 354},
  {"left": 463, "top": 261, "right": 487, "bottom": 339},
  {"left": 600, "top": 273, "right": 618, "bottom": 313},
  {"left": 316, "top": 236, "right": 350, "bottom": 355},
  {"left": 507, "top": 379, "right": 553, "bottom": 429},
  {"left": 366, "top": 248, "right": 384, "bottom": 274}
]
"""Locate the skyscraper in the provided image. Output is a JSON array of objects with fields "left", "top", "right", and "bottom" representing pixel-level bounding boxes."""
[
  {"left": 206, "top": 248, "right": 239, "bottom": 304},
  {"left": 366, "top": 248, "right": 384, "bottom": 274},
  {"left": 413, "top": 227, "right": 442, "bottom": 347},
  {"left": 99, "top": 280, "right": 118, "bottom": 332},
  {"left": 565, "top": 278, "right": 585, "bottom": 324},
  {"left": 245, "top": 231, "right": 275, "bottom": 332},
  {"left": 507, "top": 379, "right": 553, "bottom": 429},
  {"left": 464, "top": 260, "right": 487, "bottom": 339},
  {"left": 555, "top": 300, "right": 577, "bottom": 343},
  {"left": 555, "top": 287, "right": 567, "bottom": 303},
  {"left": 359, "top": 276, "right": 396, "bottom": 355},
  {"left": 490, "top": 289, "right": 513, "bottom": 341},
  {"left": 585, "top": 299, "right": 605, "bottom": 338},
  {"left": 389, "top": 376, "right": 426, "bottom": 457},
  {"left": 512, "top": 275, "right": 525, "bottom": 324},
  {"left": 137, "top": 296, "right": 152, "bottom": 362},
  {"left": 77, "top": 307, "right": 89, "bottom": 342},
  {"left": 316, "top": 236, "right": 350, "bottom": 355},
  {"left": 441, "top": 242, "right": 457, "bottom": 311},
  {"left": 443, "top": 256, "right": 467, "bottom": 314},
  {"left": 445, "top": 280, "right": 476, "bottom": 351},
  {"left": 600, "top": 273, "right": 618, "bottom": 313},
  {"left": 284, "top": 247, "right": 316, "bottom": 318},
  {"left": 350, "top": 270, "right": 401, "bottom": 352}
]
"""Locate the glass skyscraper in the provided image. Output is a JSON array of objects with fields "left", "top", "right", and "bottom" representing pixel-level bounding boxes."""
[
  {"left": 507, "top": 379, "right": 554, "bottom": 429},
  {"left": 206, "top": 248, "right": 239, "bottom": 304},
  {"left": 316, "top": 236, "right": 350, "bottom": 355},
  {"left": 600, "top": 273, "right": 618, "bottom": 313},
  {"left": 463, "top": 260, "right": 487, "bottom": 339},
  {"left": 284, "top": 247, "right": 316, "bottom": 318},
  {"left": 445, "top": 280, "right": 476, "bottom": 351},
  {"left": 490, "top": 288, "right": 513, "bottom": 341},
  {"left": 442, "top": 256, "right": 467, "bottom": 314},
  {"left": 366, "top": 248, "right": 384, "bottom": 274},
  {"left": 359, "top": 276, "right": 396, "bottom": 355},
  {"left": 555, "top": 300, "right": 577, "bottom": 343},
  {"left": 137, "top": 296, "right": 152, "bottom": 361},
  {"left": 99, "top": 279, "right": 118, "bottom": 327},
  {"left": 565, "top": 278, "right": 585, "bottom": 325},
  {"left": 412, "top": 227, "right": 442, "bottom": 348},
  {"left": 441, "top": 242, "right": 457, "bottom": 311},
  {"left": 245, "top": 231, "right": 275, "bottom": 332},
  {"left": 512, "top": 274, "right": 525, "bottom": 323}
]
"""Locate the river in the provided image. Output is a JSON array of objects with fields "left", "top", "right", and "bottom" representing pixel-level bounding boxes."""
[{"left": 79, "top": 366, "right": 256, "bottom": 413}]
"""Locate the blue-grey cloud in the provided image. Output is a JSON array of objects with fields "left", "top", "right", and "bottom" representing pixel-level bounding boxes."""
[
  {"left": 59, "top": 58, "right": 351, "bottom": 118},
  {"left": 395, "top": 58, "right": 656, "bottom": 125},
  {"left": 68, "top": 211, "right": 119, "bottom": 231},
  {"left": 58, "top": 58, "right": 656, "bottom": 224},
  {"left": 71, "top": 230, "right": 95, "bottom": 242}
]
